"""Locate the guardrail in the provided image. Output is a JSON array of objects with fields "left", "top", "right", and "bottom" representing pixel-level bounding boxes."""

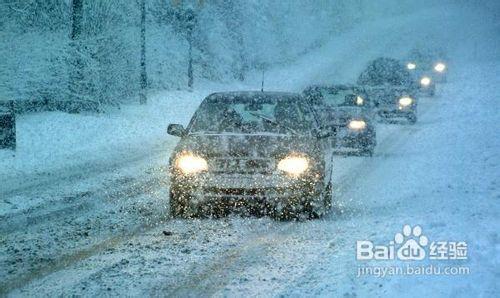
[{"left": 5, "top": 99, "right": 101, "bottom": 114}]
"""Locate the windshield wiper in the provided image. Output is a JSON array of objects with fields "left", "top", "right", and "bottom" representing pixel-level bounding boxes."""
[{"left": 248, "top": 111, "right": 298, "bottom": 135}]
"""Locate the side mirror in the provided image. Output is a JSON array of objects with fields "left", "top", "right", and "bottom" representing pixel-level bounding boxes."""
[
  {"left": 315, "top": 127, "right": 334, "bottom": 139},
  {"left": 167, "top": 124, "right": 186, "bottom": 137}
]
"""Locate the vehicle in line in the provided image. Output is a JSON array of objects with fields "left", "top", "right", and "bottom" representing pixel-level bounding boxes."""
[
  {"left": 358, "top": 57, "right": 419, "bottom": 124},
  {"left": 406, "top": 48, "right": 448, "bottom": 86},
  {"left": 302, "top": 85, "right": 377, "bottom": 156},
  {"left": 167, "top": 91, "right": 334, "bottom": 220}
]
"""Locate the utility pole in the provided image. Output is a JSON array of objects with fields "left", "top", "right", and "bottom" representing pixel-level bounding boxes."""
[
  {"left": 172, "top": 1, "right": 201, "bottom": 90},
  {"left": 139, "top": 0, "right": 147, "bottom": 104},
  {"left": 185, "top": 8, "right": 195, "bottom": 89},
  {"left": 69, "top": 0, "right": 83, "bottom": 112}
]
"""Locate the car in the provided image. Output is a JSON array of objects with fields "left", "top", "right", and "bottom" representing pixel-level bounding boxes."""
[
  {"left": 0, "top": 101, "right": 16, "bottom": 150},
  {"left": 414, "top": 72, "right": 436, "bottom": 97},
  {"left": 405, "top": 48, "right": 448, "bottom": 85},
  {"left": 358, "top": 57, "right": 419, "bottom": 124},
  {"left": 302, "top": 85, "right": 377, "bottom": 156},
  {"left": 166, "top": 91, "right": 334, "bottom": 220}
]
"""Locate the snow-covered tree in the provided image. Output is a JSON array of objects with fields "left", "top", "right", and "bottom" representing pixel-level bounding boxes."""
[{"left": 0, "top": 0, "right": 447, "bottom": 112}]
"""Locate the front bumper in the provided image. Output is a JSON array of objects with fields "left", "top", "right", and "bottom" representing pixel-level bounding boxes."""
[
  {"left": 170, "top": 172, "right": 321, "bottom": 203},
  {"left": 418, "top": 83, "right": 436, "bottom": 96},
  {"left": 377, "top": 105, "right": 416, "bottom": 119},
  {"left": 332, "top": 128, "right": 374, "bottom": 149},
  {"left": 433, "top": 73, "right": 447, "bottom": 83}
]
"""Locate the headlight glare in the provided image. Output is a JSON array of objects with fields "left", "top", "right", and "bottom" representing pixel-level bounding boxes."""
[
  {"left": 399, "top": 97, "right": 413, "bottom": 107},
  {"left": 348, "top": 120, "right": 366, "bottom": 130},
  {"left": 356, "top": 96, "right": 364, "bottom": 105},
  {"left": 175, "top": 153, "right": 208, "bottom": 174},
  {"left": 277, "top": 156, "right": 309, "bottom": 176},
  {"left": 420, "top": 76, "right": 431, "bottom": 86},
  {"left": 407, "top": 63, "right": 416, "bottom": 70},
  {"left": 434, "top": 63, "right": 446, "bottom": 72}
]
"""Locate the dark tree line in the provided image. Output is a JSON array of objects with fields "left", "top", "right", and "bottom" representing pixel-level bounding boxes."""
[{"left": 1, "top": 0, "right": 381, "bottom": 113}]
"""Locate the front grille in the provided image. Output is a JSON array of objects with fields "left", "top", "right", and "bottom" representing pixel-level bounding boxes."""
[
  {"left": 203, "top": 187, "right": 267, "bottom": 196},
  {"left": 329, "top": 118, "right": 349, "bottom": 126},
  {"left": 201, "top": 186, "right": 293, "bottom": 201},
  {"left": 209, "top": 158, "right": 274, "bottom": 174}
]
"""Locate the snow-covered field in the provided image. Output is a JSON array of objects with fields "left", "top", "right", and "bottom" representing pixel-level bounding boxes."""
[{"left": 1, "top": 4, "right": 498, "bottom": 297}]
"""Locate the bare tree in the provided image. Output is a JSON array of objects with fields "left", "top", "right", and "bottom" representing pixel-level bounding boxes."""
[
  {"left": 220, "top": 0, "right": 247, "bottom": 81},
  {"left": 139, "top": 0, "right": 148, "bottom": 104},
  {"left": 69, "top": 0, "right": 84, "bottom": 111},
  {"left": 185, "top": 8, "right": 195, "bottom": 89},
  {"left": 172, "top": 0, "right": 202, "bottom": 89}
]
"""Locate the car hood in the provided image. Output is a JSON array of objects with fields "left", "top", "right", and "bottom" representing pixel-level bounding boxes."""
[
  {"left": 364, "top": 86, "right": 416, "bottom": 106},
  {"left": 171, "top": 133, "right": 318, "bottom": 159},
  {"left": 317, "top": 107, "right": 372, "bottom": 126}
]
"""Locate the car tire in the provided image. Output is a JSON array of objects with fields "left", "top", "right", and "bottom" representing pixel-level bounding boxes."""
[
  {"left": 307, "top": 181, "right": 333, "bottom": 219},
  {"left": 322, "top": 182, "right": 333, "bottom": 211},
  {"left": 271, "top": 199, "right": 302, "bottom": 221},
  {"left": 360, "top": 134, "right": 376, "bottom": 156},
  {"left": 407, "top": 113, "right": 417, "bottom": 124},
  {"left": 361, "top": 146, "right": 374, "bottom": 157},
  {"left": 170, "top": 189, "right": 197, "bottom": 219}
]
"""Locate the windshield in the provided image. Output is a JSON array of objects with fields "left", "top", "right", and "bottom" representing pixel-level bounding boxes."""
[
  {"left": 318, "top": 89, "right": 357, "bottom": 107},
  {"left": 408, "top": 48, "right": 445, "bottom": 65},
  {"left": 358, "top": 58, "right": 413, "bottom": 86},
  {"left": 189, "top": 95, "right": 311, "bottom": 134}
]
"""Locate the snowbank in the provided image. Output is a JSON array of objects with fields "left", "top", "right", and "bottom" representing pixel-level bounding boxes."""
[{"left": 0, "top": 81, "right": 245, "bottom": 193}]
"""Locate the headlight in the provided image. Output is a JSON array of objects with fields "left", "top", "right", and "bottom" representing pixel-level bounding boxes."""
[
  {"left": 175, "top": 152, "right": 208, "bottom": 175},
  {"left": 356, "top": 96, "right": 364, "bottom": 105},
  {"left": 399, "top": 97, "right": 413, "bottom": 107},
  {"left": 407, "top": 63, "right": 416, "bottom": 70},
  {"left": 420, "top": 76, "right": 431, "bottom": 86},
  {"left": 277, "top": 155, "right": 309, "bottom": 176},
  {"left": 348, "top": 120, "right": 366, "bottom": 130},
  {"left": 434, "top": 63, "right": 446, "bottom": 72}
]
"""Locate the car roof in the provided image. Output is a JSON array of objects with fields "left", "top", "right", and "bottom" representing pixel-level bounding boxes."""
[
  {"left": 304, "top": 84, "right": 363, "bottom": 90},
  {"left": 208, "top": 91, "right": 300, "bottom": 97},
  {"left": 205, "top": 91, "right": 302, "bottom": 103}
]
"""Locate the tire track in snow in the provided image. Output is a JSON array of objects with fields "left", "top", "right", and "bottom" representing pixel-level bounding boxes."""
[
  {"left": 0, "top": 174, "right": 165, "bottom": 235},
  {"left": 0, "top": 174, "right": 169, "bottom": 295}
]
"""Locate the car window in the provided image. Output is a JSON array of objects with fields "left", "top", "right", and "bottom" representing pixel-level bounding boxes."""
[
  {"left": 358, "top": 58, "right": 413, "bottom": 86},
  {"left": 188, "top": 95, "right": 310, "bottom": 134},
  {"left": 296, "top": 100, "right": 317, "bottom": 130},
  {"left": 322, "top": 89, "right": 355, "bottom": 106}
]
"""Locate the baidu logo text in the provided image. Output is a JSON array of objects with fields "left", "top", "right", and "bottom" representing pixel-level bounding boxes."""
[{"left": 356, "top": 225, "right": 467, "bottom": 261}]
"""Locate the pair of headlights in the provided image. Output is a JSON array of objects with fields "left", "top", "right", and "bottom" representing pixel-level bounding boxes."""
[
  {"left": 407, "top": 62, "right": 446, "bottom": 73},
  {"left": 174, "top": 153, "right": 309, "bottom": 176}
]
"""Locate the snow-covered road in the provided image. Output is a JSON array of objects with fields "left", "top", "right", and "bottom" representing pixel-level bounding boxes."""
[
  {"left": 2, "top": 59, "right": 497, "bottom": 296},
  {"left": 1, "top": 5, "right": 498, "bottom": 297}
]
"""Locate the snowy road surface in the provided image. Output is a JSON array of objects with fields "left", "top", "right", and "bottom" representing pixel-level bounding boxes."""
[
  {"left": 1, "top": 60, "right": 497, "bottom": 296},
  {"left": 1, "top": 6, "right": 498, "bottom": 297}
]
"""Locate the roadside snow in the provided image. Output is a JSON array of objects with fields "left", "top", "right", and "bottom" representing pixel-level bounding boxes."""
[
  {"left": 1, "top": 3, "right": 498, "bottom": 297},
  {"left": 0, "top": 82, "right": 247, "bottom": 211}
]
